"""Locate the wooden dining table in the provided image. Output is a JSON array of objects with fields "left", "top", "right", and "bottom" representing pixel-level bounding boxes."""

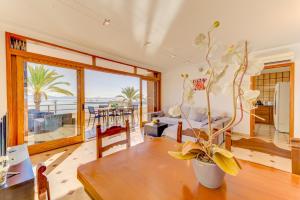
[{"left": 77, "top": 137, "right": 300, "bottom": 200}]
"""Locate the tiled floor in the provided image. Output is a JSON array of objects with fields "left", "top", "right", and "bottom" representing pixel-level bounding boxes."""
[
  {"left": 255, "top": 123, "right": 290, "bottom": 150},
  {"left": 230, "top": 130, "right": 291, "bottom": 173},
  {"left": 232, "top": 147, "right": 291, "bottom": 172},
  {"left": 30, "top": 127, "right": 144, "bottom": 200},
  {"left": 25, "top": 113, "right": 140, "bottom": 145}
]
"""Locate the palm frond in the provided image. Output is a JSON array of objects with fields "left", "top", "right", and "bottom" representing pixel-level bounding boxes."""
[
  {"left": 27, "top": 65, "right": 74, "bottom": 110},
  {"left": 48, "top": 86, "right": 74, "bottom": 96}
]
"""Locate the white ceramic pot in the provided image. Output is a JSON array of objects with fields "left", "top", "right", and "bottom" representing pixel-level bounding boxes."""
[{"left": 192, "top": 159, "right": 225, "bottom": 189}]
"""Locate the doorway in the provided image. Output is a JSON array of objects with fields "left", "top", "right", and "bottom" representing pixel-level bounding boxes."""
[
  {"left": 140, "top": 78, "right": 159, "bottom": 126},
  {"left": 250, "top": 63, "right": 294, "bottom": 150}
]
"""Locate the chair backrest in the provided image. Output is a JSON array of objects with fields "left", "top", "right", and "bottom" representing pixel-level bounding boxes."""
[
  {"left": 177, "top": 121, "right": 209, "bottom": 143},
  {"left": 36, "top": 163, "right": 51, "bottom": 200},
  {"left": 177, "top": 122, "right": 232, "bottom": 145},
  {"left": 96, "top": 120, "right": 130, "bottom": 158},
  {"left": 88, "top": 106, "right": 95, "bottom": 114}
]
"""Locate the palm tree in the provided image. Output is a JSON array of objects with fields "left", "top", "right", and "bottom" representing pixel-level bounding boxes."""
[
  {"left": 27, "top": 65, "right": 73, "bottom": 111},
  {"left": 117, "top": 86, "right": 139, "bottom": 107}
]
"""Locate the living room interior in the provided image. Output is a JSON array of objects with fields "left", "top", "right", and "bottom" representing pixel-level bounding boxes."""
[{"left": 0, "top": 1, "right": 300, "bottom": 200}]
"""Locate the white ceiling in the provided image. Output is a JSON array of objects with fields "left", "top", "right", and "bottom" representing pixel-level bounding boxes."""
[{"left": 1, "top": 0, "right": 300, "bottom": 71}]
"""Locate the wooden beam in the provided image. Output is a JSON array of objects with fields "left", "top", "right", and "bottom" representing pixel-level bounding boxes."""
[
  {"left": 10, "top": 49, "right": 160, "bottom": 81},
  {"left": 225, "top": 133, "right": 232, "bottom": 151},
  {"left": 7, "top": 32, "right": 159, "bottom": 73},
  {"left": 139, "top": 79, "right": 143, "bottom": 127},
  {"left": 289, "top": 63, "right": 295, "bottom": 139},
  {"left": 291, "top": 138, "right": 300, "bottom": 175},
  {"left": 177, "top": 121, "right": 182, "bottom": 143}
]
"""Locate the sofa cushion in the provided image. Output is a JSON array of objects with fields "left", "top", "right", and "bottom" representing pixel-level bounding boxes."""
[
  {"left": 168, "top": 105, "right": 181, "bottom": 118},
  {"left": 188, "top": 107, "right": 207, "bottom": 122},
  {"left": 180, "top": 106, "right": 191, "bottom": 118},
  {"left": 152, "top": 116, "right": 180, "bottom": 125}
]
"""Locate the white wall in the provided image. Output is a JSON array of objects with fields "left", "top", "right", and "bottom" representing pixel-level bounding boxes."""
[
  {"left": 0, "top": 30, "right": 6, "bottom": 116},
  {"left": 161, "top": 63, "right": 250, "bottom": 134},
  {"left": 162, "top": 43, "right": 300, "bottom": 138}
]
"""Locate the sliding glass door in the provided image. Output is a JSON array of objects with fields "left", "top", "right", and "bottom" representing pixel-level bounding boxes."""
[
  {"left": 15, "top": 57, "right": 84, "bottom": 154},
  {"left": 140, "top": 79, "right": 158, "bottom": 125},
  {"left": 84, "top": 70, "right": 140, "bottom": 139},
  {"left": 24, "top": 61, "right": 80, "bottom": 144}
]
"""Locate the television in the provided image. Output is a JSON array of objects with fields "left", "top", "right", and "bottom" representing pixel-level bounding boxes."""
[{"left": 0, "top": 115, "right": 7, "bottom": 156}]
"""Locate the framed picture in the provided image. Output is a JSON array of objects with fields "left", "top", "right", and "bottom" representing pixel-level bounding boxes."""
[{"left": 193, "top": 78, "right": 207, "bottom": 90}]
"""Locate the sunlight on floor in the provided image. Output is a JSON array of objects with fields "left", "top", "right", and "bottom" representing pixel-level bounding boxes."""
[{"left": 30, "top": 128, "right": 144, "bottom": 200}]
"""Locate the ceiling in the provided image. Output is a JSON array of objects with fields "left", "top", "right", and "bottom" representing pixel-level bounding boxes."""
[{"left": 1, "top": 0, "right": 300, "bottom": 71}]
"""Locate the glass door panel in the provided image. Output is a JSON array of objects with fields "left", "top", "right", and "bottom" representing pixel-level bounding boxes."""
[
  {"left": 141, "top": 79, "right": 157, "bottom": 125},
  {"left": 84, "top": 70, "right": 140, "bottom": 139},
  {"left": 24, "top": 61, "right": 80, "bottom": 145}
]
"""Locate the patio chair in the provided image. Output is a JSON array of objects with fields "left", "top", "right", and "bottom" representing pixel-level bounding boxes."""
[{"left": 88, "top": 106, "right": 102, "bottom": 127}]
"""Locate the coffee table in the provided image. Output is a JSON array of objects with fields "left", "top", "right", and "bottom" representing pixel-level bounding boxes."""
[{"left": 144, "top": 122, "right": 168, "bottom": 137}]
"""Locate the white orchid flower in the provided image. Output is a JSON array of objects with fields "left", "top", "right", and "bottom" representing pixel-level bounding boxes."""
[
  {"left": 221, "top": 42, "right": 244, "bottom": 66},
  {"left": 168, "top": 105, "right": 181, "bottom": 117},
  {"left": 195, "top": 33, "right": 207, "bottom": 47},
  {"left": 210, "top": 83, "right": 222, "bottom": 95},
  {"left": 221, "top": 82, "right": 233, "bottom": 95},
  {"left": 198, "top": 66, "right": 210, "bottom": 76},
  {"left": 246, "top": 59, "right": 264, "bottom": 76},
  {"left": 184, "top": 82, "right": 195, "bottom": 104},
  {"left": 240, "top": 89, "right": 260, "bottom": 111}
]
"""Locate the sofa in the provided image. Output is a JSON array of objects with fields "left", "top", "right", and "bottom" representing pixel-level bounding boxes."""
[
  {"left": 148, "top": 106, "right": 230, "bottom": 144},
  {"left": 148, "top": 106, "right": 208, "bottom": 126},
  {"left": 28, "top": 109, "right": 75, "bottom": 134}
]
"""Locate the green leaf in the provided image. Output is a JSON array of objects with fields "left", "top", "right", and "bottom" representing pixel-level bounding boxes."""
[{"left": 168, "top": 151, "right": 197, "bottom": 160}]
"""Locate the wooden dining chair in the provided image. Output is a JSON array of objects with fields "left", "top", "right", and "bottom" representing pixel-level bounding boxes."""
[
  {"left": 177, "top": 122, "right": 232, "bottom": 150},
  {"left": 177, "top": 121, "right": 209, "bottom": 143},
  {"left": 36, "top": 163, "right": 51, "bottom": 200},
  {"left": 96, "top": 119, "right": 130, "bottom": 158}
]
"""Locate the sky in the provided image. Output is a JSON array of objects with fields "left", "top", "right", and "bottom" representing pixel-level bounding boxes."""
[
  {"left": 27, "top": 62, "right": 140, "bottom": 99},
  {"left": 85, "top": 70, "right": 139, "bottom": 98}
]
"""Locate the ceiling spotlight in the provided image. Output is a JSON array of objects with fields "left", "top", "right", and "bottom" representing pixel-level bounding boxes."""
[{"left": 103, "top": 18, "right": 111, "bottom": 26}]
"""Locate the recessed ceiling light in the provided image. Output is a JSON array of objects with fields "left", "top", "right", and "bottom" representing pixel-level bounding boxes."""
[{"left": 103, "top": 18, "right": 111, "bottom": 26}]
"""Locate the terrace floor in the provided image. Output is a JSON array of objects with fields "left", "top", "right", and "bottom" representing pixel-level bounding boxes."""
[{"left": 25, "top": 111, "right": 142, "bottom": 145}]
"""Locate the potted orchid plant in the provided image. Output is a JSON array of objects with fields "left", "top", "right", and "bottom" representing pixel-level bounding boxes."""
[{"left": 168, "top": 21, "right": 263, "bottom": 188}]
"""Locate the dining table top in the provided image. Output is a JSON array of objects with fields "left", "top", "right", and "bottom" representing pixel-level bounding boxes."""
[{"left": 77, "top": 137, "right": 300, "bottom": 200}]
